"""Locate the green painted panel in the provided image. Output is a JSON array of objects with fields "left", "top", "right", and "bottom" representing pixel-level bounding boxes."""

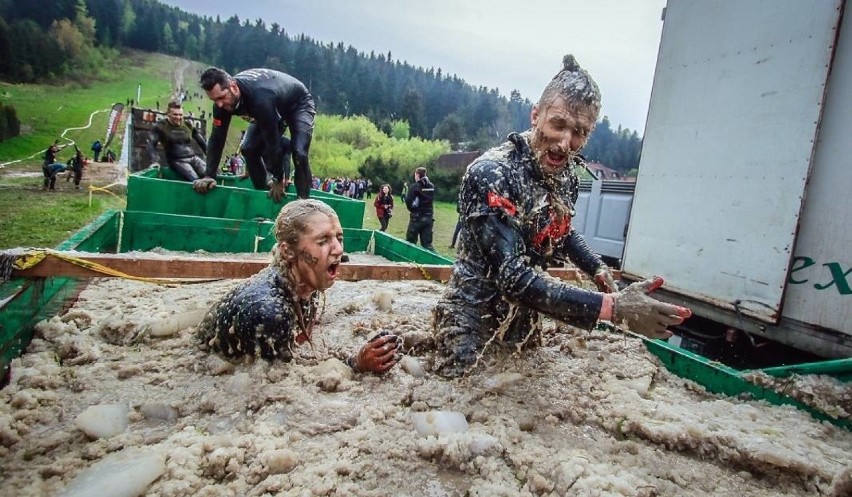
[
  {"left": 132, "top": 170, "right": 365, "bottom": 228},
  {"left": 642, "top": 335, "right": 850, "bottom": 430},
  {"left": 118, "top": 213, "right": 373, "bottom": 256},
  {"left": 119, "top": 211, "right": 275, "bottom": 254},
  {"left": 0, "top": 210, "right": 119, "bottom": 377},
  {"left": 755, "top": 358, "right": 852, "bottom": 382},
  {"left": 373, "top": 231, "right": 454, "bottom": 266}
]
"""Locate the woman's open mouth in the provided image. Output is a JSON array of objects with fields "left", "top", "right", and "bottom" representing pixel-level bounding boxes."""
[{"left": 327, "top": 261, "right": 340, "bottom": 278}]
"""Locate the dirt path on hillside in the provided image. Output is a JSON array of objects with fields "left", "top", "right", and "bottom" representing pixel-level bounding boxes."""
[{"left": 173, "top": 58, "right": 192, "bottom": 95}]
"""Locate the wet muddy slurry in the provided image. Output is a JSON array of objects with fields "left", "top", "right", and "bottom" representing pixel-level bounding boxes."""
[{"left": 1, "top": 256, "right": 850, "bottom": 496}]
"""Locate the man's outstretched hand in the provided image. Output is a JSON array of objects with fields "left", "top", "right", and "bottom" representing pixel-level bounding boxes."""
[
  {"left": 267, "top": 179, "right": 286, "bottom": 203},
  {"left": 192, "top": 177, "right": 217, "bottom": 194},
  {"left": 612, "top": 277, "right": 692, "bottom": 339}
]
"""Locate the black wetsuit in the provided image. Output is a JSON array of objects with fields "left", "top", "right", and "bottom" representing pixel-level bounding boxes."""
[
  {"left": 196, "top": 266, "right": 318, "bottom": 360},
  {"left": 433, "top": 131, "right": 608, "bottom": 377},
  {"left": 405, "top": 175, "right": 436, "bottom": 250},
  {"left": 148, "top": 119, "right": 208, "bottom": 181},
  {"left": 205, "top": 68, "right": 316, "bottom": 198}
]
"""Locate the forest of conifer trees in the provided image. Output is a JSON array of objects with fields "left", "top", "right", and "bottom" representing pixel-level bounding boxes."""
[{"left": 0, "top": 0, "right": 642, "bottom": 173}]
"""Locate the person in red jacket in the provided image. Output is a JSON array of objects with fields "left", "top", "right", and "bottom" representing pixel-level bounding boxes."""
[{"left": 373, "top": 184, "right": 394, "bottom": 232}]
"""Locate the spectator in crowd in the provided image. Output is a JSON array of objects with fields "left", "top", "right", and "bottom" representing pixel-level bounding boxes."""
[
  {"left": 374, "top": 184, "right": 395, "bottom": 232},
  {"left": 404, "top": 167, "right": 436, "bottom": 251}
]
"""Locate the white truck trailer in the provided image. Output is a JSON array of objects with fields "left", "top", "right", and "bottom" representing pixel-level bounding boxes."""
[{"left": 622, "top": 0, "right": 851, "bottom": 360}]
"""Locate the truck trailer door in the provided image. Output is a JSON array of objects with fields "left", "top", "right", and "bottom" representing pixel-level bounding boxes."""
[{"left": 622, "top": 0, "right": 844, "bottom": 323}]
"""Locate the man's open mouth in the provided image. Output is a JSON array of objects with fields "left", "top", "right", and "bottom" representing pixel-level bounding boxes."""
[{"left": 546, "top": 150, "right": 566, "bottom": 165}]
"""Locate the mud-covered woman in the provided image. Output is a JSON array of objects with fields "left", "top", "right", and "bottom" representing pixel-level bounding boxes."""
[{"left": 196, "top": 199, "right": 401, "bottom": 373}]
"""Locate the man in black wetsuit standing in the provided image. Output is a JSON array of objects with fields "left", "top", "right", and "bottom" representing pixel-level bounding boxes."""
[{"left": 196, "top": 67, "right": 316, "bottom": 200}]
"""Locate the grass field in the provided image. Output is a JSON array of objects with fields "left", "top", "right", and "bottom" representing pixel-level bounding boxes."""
[
  {"left": 0, "top": 52, "right": 181, "bottom": 167},
  {"left": 0, "top": 51, "right": 248, "bottom": 169},
  {"left": 0, "top": 51, "right": 253, "bottom": 251},
  {"left": 0, "top": 51, "right": 458, "bottom": 256},
  {"left": 361, "top": 197, "right": 458, "bottom": 260},
  {"left": 0, "top": 176, "right": 125, "bottom": 249}
]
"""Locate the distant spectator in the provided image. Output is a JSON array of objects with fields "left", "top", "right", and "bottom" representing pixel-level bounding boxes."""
[
  {"left": 404, "top": 167, "right": 435, "bottom": 251},
  {"left": 90, "top": 140, "right": 102, "bottom": 162},
  {"left": 65, "top": 145, "right": 85, "bottom": 189},
  {"left": 42, "top": 140, "right": 67, "bottom": 191},
  {"left": 374, "top": 184, "right": 394, "bottom": 232}
]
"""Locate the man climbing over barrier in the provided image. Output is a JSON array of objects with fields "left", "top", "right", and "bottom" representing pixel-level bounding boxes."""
[
  {"left": 147, "top": 100, "right": 208, "bottom": 181},
  {"left": 195, "top": 67, "right": 316, "bottom": 200}
]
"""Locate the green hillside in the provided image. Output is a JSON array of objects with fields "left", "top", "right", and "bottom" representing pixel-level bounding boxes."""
[{"left": 0, "top": 51, "right": 459, "bottom": 258}]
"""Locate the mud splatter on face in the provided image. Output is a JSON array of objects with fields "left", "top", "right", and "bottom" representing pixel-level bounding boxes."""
[
  {"left": 529, "top": 98, "right": 595, "bottom": 177},
  {"left": 297, "top": 250, "right": 319, "bottom": 267}
]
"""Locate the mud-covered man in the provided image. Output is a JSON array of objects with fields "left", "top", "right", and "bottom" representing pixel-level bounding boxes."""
[
  {"left": 147, "top": 100, "right": 208, "bottom": 181},
  {"left": 197, "top": 199, "right": 400, "bottom": 373},
  {"left": 433, "top": 55, "right": 692, "bottom": 377},
  {"left": 196, "top": 67, "right": 316, "bottom": 200}
]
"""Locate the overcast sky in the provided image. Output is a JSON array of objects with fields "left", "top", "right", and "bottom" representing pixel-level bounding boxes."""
[{"left": 160, "top": 0, "right": 667, "bottom": 133}]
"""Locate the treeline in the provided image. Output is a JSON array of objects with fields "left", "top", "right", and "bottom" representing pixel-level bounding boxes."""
[
  {"left": 0, "top": 0, "right": 643, "bottom": 173},
  {"left": 582, "top": 117, "right": 642, "bottom": 175}
]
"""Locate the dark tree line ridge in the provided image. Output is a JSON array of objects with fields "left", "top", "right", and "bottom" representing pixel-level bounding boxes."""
[{"left": 0, "top": 0, "right": 642, "bottom": 171}]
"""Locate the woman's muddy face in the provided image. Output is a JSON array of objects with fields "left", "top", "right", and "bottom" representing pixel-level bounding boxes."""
[
  {"left": 530, "top": 97, "right": 596, "bottom": 176},
  {"left": 287, "top": 213, "right": 344, "bottom": 296},
  {"left": 381, "top": 186, "right": 389, "bottom": 195}
]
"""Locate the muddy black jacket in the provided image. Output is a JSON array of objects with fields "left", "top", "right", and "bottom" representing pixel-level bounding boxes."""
[
  {"left": 405, "top": 176, "right": 435, "bottom": 217},
  {"left": 147, "top": 119, "right": 206, "bottom": 163},
  {"left": 205, "top": 68, "right": 313, "bottom": 181},
  {"left": 445, "top": 131, "right": 607, "bottom": 330},
  {"left": 196, "top": 266, "right": 317, "bottom": 360}
]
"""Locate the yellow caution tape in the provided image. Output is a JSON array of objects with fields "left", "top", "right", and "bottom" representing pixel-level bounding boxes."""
[
  {"left": 88, "top": 181, "right": 126, "bottom": 205},
  {"left": 411, "top": 262, "right": 432, "bottom": 281},
  {"left": 11, "top": 250, "right": 48, "bottom": 270}
]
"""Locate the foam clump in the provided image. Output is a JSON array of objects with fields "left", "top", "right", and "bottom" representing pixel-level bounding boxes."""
[
  {"left": 75, "top": 403, "right": 129, "bottom": 439},
  {"left": 56, "top": 448, "right": 166, "bottom": 497},
  {"left": 411, "top": 410, "right": 469, "bottom": 436}
]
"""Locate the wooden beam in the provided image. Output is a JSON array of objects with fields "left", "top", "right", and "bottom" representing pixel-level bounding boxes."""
[{"left": 11, "top": 252, "right": 608, "bottom": 282}]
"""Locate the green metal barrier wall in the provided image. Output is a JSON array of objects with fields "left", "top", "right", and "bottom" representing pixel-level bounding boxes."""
[
  {"left": 0, "top": 210, "right": 119, "bottom": 377},
  {"left": 373, "top": 231, "right": 454, "bottom": 266},
  {"left": 142, "top": 167, "right": 346, "bottom": 202},
  {"left": 126, "top": 174, "right": 365, "bottom": 229},
  {"left": 118, "top": 211, "right": 275, "bottom": 254},
  {"left": 118, "top": 212, "right": 374, "bottom": 255},
  {"left": 132, "top": 170, "right": 365, "bottom": 228},
  {"left": 642, "top": 336, "right": 851, "bottom": 430}
]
